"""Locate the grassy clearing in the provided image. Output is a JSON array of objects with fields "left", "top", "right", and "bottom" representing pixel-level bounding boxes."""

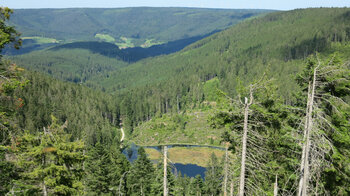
[
  {"left": 116, "top": 36, "right": 135, "bottom": 49},
  {"left": 141, "top": 39, "right": 164, "bottom": 48},
  {"left": 145, "top": 148, "right": 162, "bottom": 160},
  {"left": 145, "top": 147, "right": 225, "bottom": 167},
  {"left": 95, "top": 33, "right": 116, "bottom": 43},
  {"left": 22, "top": 36, "right": 59, "bottom": 44},
  {"left": 132, "top": 109, "right": 226, "bottom": 147}
]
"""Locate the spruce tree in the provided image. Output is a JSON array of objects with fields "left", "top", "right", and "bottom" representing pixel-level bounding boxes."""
[
  {"left": 127, "top": 147, "right": 154, "bottom": 196},
  {"left": 11, "top": 116, "right": 85, "bottom": 195},
  {"left": 203, "top": 153, "right": 223, "bottom": 196}
]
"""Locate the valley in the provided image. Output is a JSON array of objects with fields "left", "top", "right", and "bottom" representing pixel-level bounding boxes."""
[{"left": 1, "top": 5, "right": 350, "bottom": 195}]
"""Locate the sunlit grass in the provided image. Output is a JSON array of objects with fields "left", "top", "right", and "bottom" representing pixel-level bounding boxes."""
[{"left": 22, "top": 36, "right": 59, "bottom": 44}]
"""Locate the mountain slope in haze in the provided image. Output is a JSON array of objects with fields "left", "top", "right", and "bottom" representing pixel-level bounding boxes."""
[{"left": 8, "top": 7, "right": 272, "bottom": 48}]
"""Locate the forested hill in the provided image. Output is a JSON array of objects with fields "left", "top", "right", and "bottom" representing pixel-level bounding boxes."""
[
  {"left": 9, "top": 8, "right": 350, "bottom": 128},
  {"left": 8, "top": 8, "right": 272, "bottom": 46},
  {"left": 15, "top": 71, "right": 122, "bottom": 145},
  {"left": 78, "top": 8, "right": 350, "bottom": 127},
  {"left": 96, "top": 8, "right": 350, "bottom": 94}
]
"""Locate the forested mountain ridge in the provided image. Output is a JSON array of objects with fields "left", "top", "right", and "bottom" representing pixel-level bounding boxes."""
[
  {"left": 97, "top": 8, "right": 350, "bottom": 93},
  {"left": 7, "top": 7, "right": 272, "bottom": 49},
  {"left": 11, "top": 8, "right": 350, "bottom": 131},
  {"left": 8, "top": 8, "right": 350, "bottom": 136}
]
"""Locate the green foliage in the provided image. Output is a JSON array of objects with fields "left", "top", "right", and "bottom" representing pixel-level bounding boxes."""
[
  {"left": 2, "top": 7, "right": 350, "bottom": 195},
  {"left": 14, "top": 71, "right": 121, "bottom": 144},
  {"left": 127, "top": 147, "right": 154, "bottom": 195},
  {"left": 10, "top": 46, "right": 127, "bottom": 84},
  {"left": 151, "top": 163, "right": 176, "bottom": 195},
  {"left": 0, "top": 7, "right": 21, "bottom": 54},
  {"left": 295, "top": 55, "right": 350, "bottom": 195},
  {"left": 132, "top": 111, "right": 225, "bottom": 146},
  {"left": 76, "top": 8, "right": 350, "bottom": 130},
  {"left": 203, "top": 77, "right": 220, "bottom": 102},
  {"left": 10, "top": 116, "right": 85, "bottom": 195},
  {"left": 0, "top": 7, "right": 24, "bottom": 144},
  {"left": 191, "top": 175, "right": 204, "bottom": 196},
  {"left": 203, "top": 153, "right": 223, "bottom": 195},
  {"left": 85, "top": 142, "right": 129, "bottom": 195},
  {"left": 97, "top": 8, "right": 350, "bottom": 97},
  {"left": 0, "top": 148, "right": 18, "bottom": 195}
]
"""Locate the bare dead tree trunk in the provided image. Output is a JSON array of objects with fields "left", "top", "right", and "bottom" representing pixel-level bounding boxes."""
[
  {"left": 41, "top": 140, "right": 48, "bottom": 196},
  {"left": 42, "top": 182, "right": 48, "bottom": 196},
  {"left": 298, "top": 63, "right": 319, "bottom": 196},
  {"left": 239, "top": 85, "right": 253, "bottom": 196},
  {"left": 274, "top": 175, "right": 278, "bottom": 196},
  {"left": 298, "top": 81, "right": 312, "bottom": 196},
  {"left": 223, "top": 143, "right": 229, "bottom": 196},
  {"left": 164, "top": 146, "right": 168, "bottom": 196},
  {"left": 141, "top": 183, "right": 144, "bottom": 196},
  {"left": 230, "top": 180, "right": 234, "bottom": 196}
]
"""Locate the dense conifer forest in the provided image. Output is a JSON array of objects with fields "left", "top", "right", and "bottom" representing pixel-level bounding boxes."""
[{"left": 1, "top": 6, "right": 350, "bottom": 195}]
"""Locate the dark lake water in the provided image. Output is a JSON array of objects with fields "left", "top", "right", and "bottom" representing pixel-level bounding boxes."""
[
  {"left": 173, "top": 163, "right": 206, "bottom": 178},
  {"left": 122, "top": 143, "right": 216, "bottom": 178}
]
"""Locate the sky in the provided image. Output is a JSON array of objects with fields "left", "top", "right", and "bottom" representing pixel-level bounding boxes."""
[{"left": 1, "top": 0, "right": 350, "bottom": 10}]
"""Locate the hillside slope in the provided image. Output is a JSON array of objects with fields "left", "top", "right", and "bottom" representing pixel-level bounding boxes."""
[
  {"left": 9, "top": 8, "right": 350, "bottom": 139},
  {"left": 88, "top": 8, "right": 350, "bottom": 129},
  {"left": 9, "top": 8, "right": 272, "bottom": 47},
  {"left": 97, "top": 8, "right": 350, "bottom": 95},
  {"left": 14, "top": 71, "right": 122, "bottom": 145},
  {"left": 9, "top": 45, "right": 127, "bottom": 84}
]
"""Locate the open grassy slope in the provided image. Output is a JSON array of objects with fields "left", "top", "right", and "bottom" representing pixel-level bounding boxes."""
[{"left": 132, "top": 110, "right": 225, "bottom": 146}]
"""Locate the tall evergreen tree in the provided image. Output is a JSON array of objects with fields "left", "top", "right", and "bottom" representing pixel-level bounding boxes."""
[
  {"left": 151, "top": 162, "right": 175, "bottom": 195},
  {"left": 85, "top": 142, "right": 129, "bottom": 195},
  {"left": 203, "top": 153, "right": 223, "bottom": 196},
  {"left": 127, "top": 147, "right": 154, "bottom": 196},
  {"left": 10, "top": 116, "right": 85, "bottom": 195}
]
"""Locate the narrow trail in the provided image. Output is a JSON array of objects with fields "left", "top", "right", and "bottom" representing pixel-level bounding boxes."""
[{"left": 120, "top": 127, "right": 125, "bottom": 142}]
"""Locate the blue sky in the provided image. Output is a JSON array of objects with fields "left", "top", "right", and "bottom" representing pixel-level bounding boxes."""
[{"left": 2, "top": 0, "right": 350, "bottom": 10}]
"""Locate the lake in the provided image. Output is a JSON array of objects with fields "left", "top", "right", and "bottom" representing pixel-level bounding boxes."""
[{"left": 123, "top": 143, "right": 225, "bottom": 178}]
